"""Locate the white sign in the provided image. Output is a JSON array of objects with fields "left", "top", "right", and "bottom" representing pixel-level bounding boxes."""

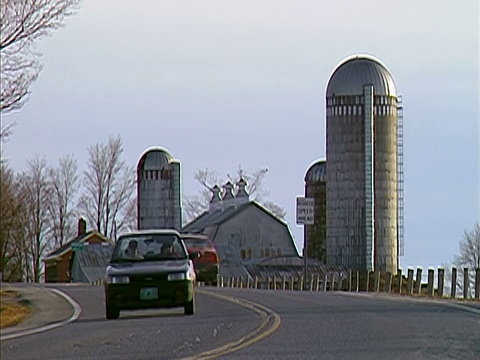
[{"left": 296, "top": 197, "right": 314, "bottom": 225}]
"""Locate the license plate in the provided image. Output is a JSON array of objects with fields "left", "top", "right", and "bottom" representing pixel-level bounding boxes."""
[{"left": 140, "top": 287, "right": 158, "bottom": 300}]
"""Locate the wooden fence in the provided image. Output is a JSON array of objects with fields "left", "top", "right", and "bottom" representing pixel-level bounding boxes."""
[{"left": 211, "top": 267, "right": 480, "bottom": 300}]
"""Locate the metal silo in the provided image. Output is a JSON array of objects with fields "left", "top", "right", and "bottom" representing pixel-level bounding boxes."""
[
  {"left": 325, "top": 54, "right": 403, "bottom": 274},
  {"left": 304, "top": 160, "right": 327, "bottom": 263},
  {"left": 137, "top": 147, "right": 182, "bottom": 231}
]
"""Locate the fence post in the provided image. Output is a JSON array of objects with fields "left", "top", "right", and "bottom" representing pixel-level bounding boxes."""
[
  {"left": 475, "top": 268, "right": 480, "bottom": 300},
  {"left": 366, "top": 271, "right": 370, "bottom": 292},
  {"left": 254, "top": 276, "right": 258, "bottom": 289},
  {"left": 331, "top": 274, "right": 336, "bottom": 291},
  {"left": 324, "top": 274, "right": 328, "bottom": 291},
  {"left": 290, "top": 277, "right": 294, "bottom": 291},
  {"left": 316, "top": 275, "right": 320, "bottom": 291},
  {"left": 463, "top": 268, "right": 469, "bottom": 299},
  {"left": 374, "top": 271, "right": 380, "bottom": 292},
  {"left": 355, "top": 270, "right": 359, "bottom": 292},
  {"left": 427, "top": 269, "right": 434, "bottom": 296},
  {"left": 414, "top": 268, "right": 422, "bottom": 295},
  {"left": 349, "top": 269, "right": 352, "bottom": 292},
  {"left": 407, "top": 269, "right": 414, "bottom": 294},
  {"left": 385, "top": 272, "right": 392, "bottom": 293},
  {"left": 437, "top": 268, "right": 445, "bottom": 298},
  {"left": 451, "top": 268, "right": 457, "bottom": 298},
  {"left": 396, "top": 269, "right": 402, "bottom": 294}
]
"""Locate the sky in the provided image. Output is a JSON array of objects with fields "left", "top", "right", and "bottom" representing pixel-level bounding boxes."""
[{"left": 1, "top": 0, "right": 479, "bottom": 270}]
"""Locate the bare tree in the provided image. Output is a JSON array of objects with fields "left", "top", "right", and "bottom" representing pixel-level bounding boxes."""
[
  {"left": 262, "top": 200, "right": 287, "bottom": 219},
  {"left": 0, "top": 0, "right": 81, "bottom": 139},
  {"left": 455, "top": 222, "right": 480, "bottom": 296},
  {"left": 45, "top": 153, "right": 79, "bottom": 249},
  {"left": 0, "top": 164, "right": 30, "bottom": 281},
  {"left": 456, "top": 222, "right": 480, "bottom": 270},
  {"left": 444, "top": 222, "right": 480, "bottom": 297},
  {"left": 19, "top": 154, "right": 50, "bottom": 282},
  {"left": 80, "top": 135, "right": 135, "bottom": 239},
  {"left": 183, "top": 165, "right": 286, "bottom": 223}
]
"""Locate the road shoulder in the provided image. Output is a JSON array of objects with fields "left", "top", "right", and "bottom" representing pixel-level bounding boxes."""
[{"left": 0, "top": 284, "right": 78, "bottom": 339}]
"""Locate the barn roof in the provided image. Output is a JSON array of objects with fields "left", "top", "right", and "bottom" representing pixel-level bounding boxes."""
[
  {"left": 182, "top": 201, "right": 287, "bottom": 233},
  {"left": 43, "top": 231, "right": 112, "bottom": 262}
]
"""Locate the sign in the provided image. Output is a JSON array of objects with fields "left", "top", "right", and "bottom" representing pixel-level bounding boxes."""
[
  {"left": 296, "top": 197, "right": 315, "bottom": 225},
  {"left": 71, "top": 242, "right": 86, "bottom": 251}
]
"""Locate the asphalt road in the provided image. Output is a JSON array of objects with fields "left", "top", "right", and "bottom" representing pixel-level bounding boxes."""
[
  {"left": 1, "top": 285, "right": 262, "bottom": 360},
  {"left": 210, "top": 288, "right": 480, "bottom": 360},
  {"left": 1, "top": 285, "right": 479, "bottom": 359}
]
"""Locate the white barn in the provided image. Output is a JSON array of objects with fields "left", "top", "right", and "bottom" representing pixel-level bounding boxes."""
[{"left": 182, "top": 179, "right": 299, "bottom": 277}]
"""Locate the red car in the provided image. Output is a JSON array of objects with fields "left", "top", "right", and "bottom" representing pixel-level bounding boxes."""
[{"left": 181, "top": 233, "right": 219, "bottom": 286}]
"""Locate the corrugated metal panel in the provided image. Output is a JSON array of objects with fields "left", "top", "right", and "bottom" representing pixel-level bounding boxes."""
[{"left": 72, "top": 244, "right": 114, "bottom": 283}]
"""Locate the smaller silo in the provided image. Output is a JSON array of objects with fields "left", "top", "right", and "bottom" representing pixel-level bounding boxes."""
[
  {"left": 304, "top": 160, "right": 327, "bottom": 263},
  {"left": 137, "top": 147, "right": 182, "bottom": 231}
]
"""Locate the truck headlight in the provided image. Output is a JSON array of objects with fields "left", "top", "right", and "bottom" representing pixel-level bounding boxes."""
[
  {"left": 168, "top": 272, "right": 189, "bottom": 281},
  {"left": 107, "top": 275, "right": 130, "bottom": 284}
]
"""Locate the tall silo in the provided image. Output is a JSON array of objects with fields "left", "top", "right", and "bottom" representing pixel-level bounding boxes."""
[
  {"left": 137, "top": 147, "right": 182, "bottom": 231},
  {"left": 304, "top": 160, "right": 327, "bottom": 263},
  {"left": 325, "top": 54, "right": 403, "bottom": 274}
]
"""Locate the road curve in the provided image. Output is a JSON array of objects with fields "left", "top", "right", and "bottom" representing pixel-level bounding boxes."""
[
  {"left": 2, "top": 285, "right": 479, "bottom": 359},
  {"left": 207, "top": 288, "right": 480, "bottom": 360},
  {"left": 0, "top": 285, "right": 274, "bottom": 360},
  {"left": 1, "top": 288, "right": 82, "bottom": 341}
]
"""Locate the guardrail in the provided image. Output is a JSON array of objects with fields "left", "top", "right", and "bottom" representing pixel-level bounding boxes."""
[{"left": 213, "top": 267, "right": 480, "bottom": 300}]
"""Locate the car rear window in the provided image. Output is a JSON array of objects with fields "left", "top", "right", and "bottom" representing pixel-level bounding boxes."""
[{"left": 183, "top": 238, "right": 212, "bottom": 249}]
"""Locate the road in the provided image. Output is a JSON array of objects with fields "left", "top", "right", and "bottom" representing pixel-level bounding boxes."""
[
  {"left": 1, "top": 285, "right": 479, "bottom": 359},
  {"left": 211, "top": 288, "right": 480, "bottom": 360}
]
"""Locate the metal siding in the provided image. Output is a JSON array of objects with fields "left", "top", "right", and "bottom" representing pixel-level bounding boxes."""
[
  {"left": 326, "top": 94, "right": 398, "bottom": 273},
  {"left": 137, "top": 149, "right": 182, "bottom": 231},
  {"left": 214, "top": 205, "right": 297, "bottom": 265}
]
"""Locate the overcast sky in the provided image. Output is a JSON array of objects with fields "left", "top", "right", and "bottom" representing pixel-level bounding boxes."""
[{"left": 2, "top": 0, "right": 479, "bottom": 270}]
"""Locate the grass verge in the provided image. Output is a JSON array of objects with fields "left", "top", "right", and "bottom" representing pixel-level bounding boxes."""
[{"left": 1, "top": 289, "right": 32, "bottom": 328}]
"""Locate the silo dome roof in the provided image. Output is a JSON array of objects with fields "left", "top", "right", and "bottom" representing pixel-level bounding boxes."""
[
  {"left": 137, "top": 147, "right": 173, "bottom": 170},
  {"left": 326, "top": 54, "right": 397, "bottom": 97},
  {"left": 305, "top": 160, "right": 326, "bottom": 183}
]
